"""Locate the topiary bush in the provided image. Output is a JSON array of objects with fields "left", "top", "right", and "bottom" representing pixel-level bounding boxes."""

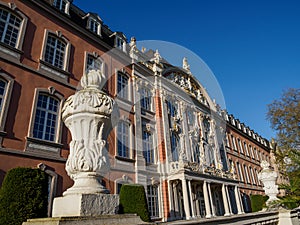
[
  {"left": 250, "top": 194, "right": 269, "bottom": 212},
  {"left": 0, "top": 167, "right": 49, "bottom": 225},
  {"left": 119, "top": 184, "right": 151, "bottom": 222}
]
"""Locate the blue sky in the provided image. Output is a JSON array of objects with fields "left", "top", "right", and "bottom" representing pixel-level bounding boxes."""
[{"left": 76, "top": 0, "right": 300, "bottom": 140}]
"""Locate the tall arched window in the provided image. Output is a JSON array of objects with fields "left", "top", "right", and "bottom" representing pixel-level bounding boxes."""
[
  {"left": 147, "top": 185, "right": 159, "bottom": 218},
  {"left": 33, "top": 94, "right": 59, "bottom": 142},
  {"left": 0, "top": 73, "right": 14, "bottom": 137},
  {"left": 117, "top": 72, "right": 129, "bottom": 100},
  {"left": 0, "top": 79, "right": 7, "bottom": 112},
  {"left": 0, "top": 3, "right": 28, "bottom": 59},
  {"left": 117, "top": 120, "right": 130, "bottom": 158},
  {"left": 142, "top": 124, "right": 154, "bottom": 164},
  {"left": 0, "top": 8, "right": 22, "bottom": 47}
]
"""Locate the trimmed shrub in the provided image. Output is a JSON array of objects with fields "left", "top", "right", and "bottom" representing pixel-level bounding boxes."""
[
  {"left": 250, "top": 194, "right": 269, "bottom": 212},
  {"left": 0, "top": 167, "right": 48, "bottom": 225},
  {"left": 119, "top": 184, "right": 151, "bottom": 222}
]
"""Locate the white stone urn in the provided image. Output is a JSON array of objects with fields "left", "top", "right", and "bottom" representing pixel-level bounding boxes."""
[
  {"left": 258, "top": 160, "right": 279, "bottom": 205},
  {"left": 61, "top": 69, "right": 118, "bottom": 195}
]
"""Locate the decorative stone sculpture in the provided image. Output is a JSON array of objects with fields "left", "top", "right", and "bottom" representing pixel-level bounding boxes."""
[
  {"left": 258, "top": 160, "right": 279, "bottom": 205},
  {"left": 182, "top": 57, "right": 191, "bottom": 73},
  {"left": 52, "top": 69, "right": 119, "bottom": 217}
]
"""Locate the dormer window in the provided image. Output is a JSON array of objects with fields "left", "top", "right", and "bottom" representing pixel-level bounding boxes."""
[
  {"left": 84, "top": 13, "right": 103, "bottom": 36},
  {"left": 52, "top": 0, "right": 70, "bottom": 14},
  {"left": 88, "top": 18, "right": 100, "bottom": 35},
  {"left": 116, "top": 37, "right": 124, "bottom": 50},
  {"left": 110, "top": 32, "right": 126, "bottom": 52}
]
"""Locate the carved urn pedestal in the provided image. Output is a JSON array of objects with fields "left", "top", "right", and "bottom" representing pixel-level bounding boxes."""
[
  {"left": 50, "top": 70, "right": 120, "bottom": 217},
  {"left": 258, "top": 160, "right": 279, "bottom": 206},
  {"left": 23, "top": 70, "right": 146, "bottom": 225}
]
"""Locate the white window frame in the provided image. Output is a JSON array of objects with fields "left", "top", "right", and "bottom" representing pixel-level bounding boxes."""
[
  {"left": 26, "top": 87, "right": 64, "bottom": 155},
  {"left": 236, "top": 161, "right": 244, "bottom": 182},
  {"left": 249, "top": 167, "right": 256, "bottom": 185},
  {"left": 87, "top": 17, "right": 102, "bottom": 36},
  {"left": 116, "top": 120, "right": 131, "bottom": 158},
  {"left": 39, "top": 30, "right": 71, "bottom": 81},
  {"left": 0, "top": 2, "right": 28, "bottom": 59},
  {"left": 0, "top": 73, "right": 14, "bottom": 137},
  {"left": 116, "top": 71, "right": 130, "bottom": 100},
  {"left": 52, "top": 0, "right": 71, "bottom": 15},
  {"left": 140, "top": 87, "right": 152, "bottom": 111},
  {"left": 115, "top": 36, "right": 126, "bottom": 52},
  {"left": 142, "top": 124, "right": 154, "bottom": 164},
  {"left": 83, "top": 52, "right": 104, "bottom": 75},
  {"left": 243, "top": 164, "right": 250, "bottom": 184},
  {"left": 238, "top": 138, "right": 244, "bottom": 154},
  {"left": 28, "top": 88, "right": 63, "bottom": 143},
  {"left": 147, "top": 185, "right": 160, "bottom": 218},
  {"left": 231, "top": 135, "right": 237, "bottom": 151}
]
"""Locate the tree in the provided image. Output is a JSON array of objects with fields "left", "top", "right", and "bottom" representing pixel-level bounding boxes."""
[{"left": 267, "top": 88, "right": 300, "bottom": 208}]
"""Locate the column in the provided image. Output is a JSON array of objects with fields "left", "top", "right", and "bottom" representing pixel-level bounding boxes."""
[
  {"left": 173, "top": 182, "right": 179, "bottom": 218},
  {"left": 221, "top": 184, "right": 230, "bottom": 216},
  {"left": 225, "top": 186, "right": 233, "bottom": 215},
  {"left": 168, "top": 180, "right": 175, "bottom": 218},
  {"left": 188, "top": 180, "right": 195, "bottom": 218},
  {"left": 207, "top": 183, "right": 216, "bottom": 217},
  {"left": 203, "top": 181, "right": 212, "bottom": 218},
  {"left": 234, "top": 186, "right": 243, "bottom": 214},
  {"left": 181, "top": 177, "right": 191, "bottom": 219}
]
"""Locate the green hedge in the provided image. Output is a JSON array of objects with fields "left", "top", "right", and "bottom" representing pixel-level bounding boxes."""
[
  {"left": 119, "top": 184, "right": 150, "bottom": 222},
  {"left": 250, "top": 194, "right": 269, "bottom": 212},
  {"left": 0, "top": 167, "right": 48, "bottom": 225}
]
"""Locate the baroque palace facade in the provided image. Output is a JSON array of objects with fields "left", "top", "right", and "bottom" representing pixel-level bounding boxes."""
[{"left": 0, "top": 0, "right": 274, "bottom": 222}]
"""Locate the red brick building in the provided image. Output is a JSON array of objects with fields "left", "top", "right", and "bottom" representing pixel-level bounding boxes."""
[{"left": 0, "top": 0, "right": 278, "bottom": 222}]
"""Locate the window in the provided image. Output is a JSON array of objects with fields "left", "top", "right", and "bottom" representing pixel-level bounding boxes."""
[
  {"left": 244, "top": 165, "right": 250, "bottom": 184},
  {"left": 236, "top": 162, "right": 244, "bottom": 182},
  {"left": 170, "top": 132, "right": 179, "bottom": 161},
  {"left": 52, "top": 0, "right": 70, "bottom": 14},
  {"left": 147, "top": 185, "right": 159, "bottom": 218},
  {"left": 40, "top": 31, "right": 70, "bottom": 80},
  {"left": 187, "top": 110, "right": 195, "bottom": 125},
  {"left": 0, "top": 8, "right": 21, "bottom": 48},
  {"left": 117, "top": 72, "right": 129, "bottom": 99},
  {"left": 88, "top": 18, "right": 101, "bottom": 36},
  {"left": 44, "top": 34, "right": 66, "bottom": 70},
  {"left": 85, "top": 53, "right": 103, "bottom": 74},
  {"left": 249, "top": 145, "right": 254, "bottom": 159},
  {"left": 117, "top": 121, "right": 130, "bottom": 158},
  {"left": 238, "top": 139, "right": 244, "bottom": 154},
  {"left": 143, "top": 126, "right": 154, "bottom": 164},
  {"left": 255, "top": 169, "right": 261, "bottom": 185},
  {"left": 166, "top": 100, "right": 177, "bottom": 118},
  {"left": 0, "top": 73, "right": 14, "bottom": 134},
  {"left": 254, "top": 147, "right": 259, "bottom": 160},
  {"left": 225, "top": 134, "right": 230, "bottom": 147},
  {"left": 33, "top": 94, "right": 59, "bottom": 142},
  {"left": 116, "top": 36, "right": 125, "bottom": 51},
  {"left": 244, "top": 142, "right": 249, "bottom": 156},
  {"left": 140, "top": 88, "right": 152, "bottom": 111},
  {"left": 250, "top": 167, "right": 256, "bottom": 185},
  {"left": 0, "top": 4, "right": 27, "bottom": 59},
  {"left": 0, "top": 79, "right": 6, "bottom": 112},
  {"left": 231, "top": 135, "right": 237, "bottom": 151},
  {"left": 192, "top": 142, "right": 200, "bottom": 163}
]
